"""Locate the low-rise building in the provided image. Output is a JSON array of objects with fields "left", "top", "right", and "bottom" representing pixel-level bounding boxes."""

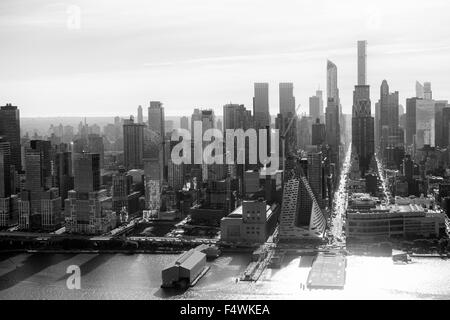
[
  {"left": 346, "top": 194, "right": 446, "bottom": 241},
  {"left": 220, "top": 199, "right": 279, "bottom": 243}
]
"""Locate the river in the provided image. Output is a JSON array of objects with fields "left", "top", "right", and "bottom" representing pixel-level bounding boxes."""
[{"left": 0, "top": 252, "right": 449, "bottom": 300}]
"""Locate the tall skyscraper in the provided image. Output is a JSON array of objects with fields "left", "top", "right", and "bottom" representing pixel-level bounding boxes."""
[
  {"left": 55, "top": 151, "right": 73, "bottom": 204},
  {"left": 352, "top": 41, "right": 374, "bottom": 175},
  {"left": 327, "top": 61, "right": 339, "bottom": 105},
  {"left": 279, "top": 83, "right": 295, "bottom": 117},
  {"left": 19, "top": 142, "right": 61, "bottom": 230},
  {"left": 180, "top": 116, "right": 189, "bottom": 131},
  {"left": 424, "top": 82, "right": 432, "bottom": 100},
  {"left": 316, "top": 89, "right": 324, "bottom": 119},
  {"left": 435, "top": 101, "right": 450, "bottom": 148},
  {"left": 358, "top": 40, "right": 367, "bottom": 86},
  {"left": 326, "top": 60, "right": 341, "bottom": 168},
  {"left": 406, "top": 97, "right": 418, "bottom": 146},
  {"left": 123, "top": 117, "right": 145, "bottom": 170},
  {"left": 223, "top": 104, "right": 252, "bottom": 130},
  {"left": 137, "top": 105, "right": 143, "bottom": 124},
  {"left": 378, "top": 80, "right": 400, "bottom": 150},
  {"left": 311, "top": 119, "right": 326, "bottom": 146},
  {"left": 148, "top": 101, "right": 165, "bottom": 136},
  {"left": 0, "top": 104, "right": 21, "bottom": 172},
  {"left": 326, "top": 98, "right": 340, "bottom": 165},
  {"left": 253, "top": 83, "right": 270, "bottom": 129},
  {"left": 73, "top": 153, "right": 100, "bottom": 193},
  {"left": 416, "top": 81, "right": 424, "bottom": 99},
  {"left": 0, "top": 139, "right": 12, "bottom": 198},
  {"left": 309, "top": 95, "right": 321, "bottom": 121},
  {"left": 65, "top": 153, "right": 115, "bottom": 234},
  {"left": 442, "top": 107, "right": 450, "bottom": 147}
]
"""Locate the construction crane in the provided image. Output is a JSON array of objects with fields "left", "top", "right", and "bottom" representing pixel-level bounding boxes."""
[{"left": 280, "top": 104, "right": 302, "bottom": 180}]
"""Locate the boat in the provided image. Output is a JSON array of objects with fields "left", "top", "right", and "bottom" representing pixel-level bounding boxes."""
[
  {"left": 195, "top": 244, "right": 221, "bottom": 260},
  {"left": 392, "top": 253, "right": 411, "bottom": 264}
]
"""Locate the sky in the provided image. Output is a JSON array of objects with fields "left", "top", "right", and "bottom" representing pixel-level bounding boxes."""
[{"left": 1, "top": 0, "right": 450, "bottom": 118}]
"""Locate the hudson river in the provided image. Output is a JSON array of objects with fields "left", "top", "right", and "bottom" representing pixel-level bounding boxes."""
[{"left": 0, "top": 252, "right": 449, "bottom": 299}]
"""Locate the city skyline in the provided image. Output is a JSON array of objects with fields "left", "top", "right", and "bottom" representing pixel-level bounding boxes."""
[{"left": 2, "top": 0, "right": 450, "bottom": 117}]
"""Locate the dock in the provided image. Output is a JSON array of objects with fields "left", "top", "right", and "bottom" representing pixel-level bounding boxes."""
[{"left": 307, "top": 252, "right": 347, "bottom": 290}]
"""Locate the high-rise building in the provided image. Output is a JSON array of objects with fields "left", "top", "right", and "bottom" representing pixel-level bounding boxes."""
[
  {"left": 358, "top": 40, "right": 367, "bottom": 86},
  {"left": 112, "top": 168, "right": 140, "bottom": 216},
  {"left": 73, "top": 153, "right": 100, "bottom": 193},
  {"left": 326, "top": 98, "right": 340, "bottom": 165},
  {"left": 424, "top": 82, "right": 432, "bottom": 100},
  {"left": 279, "top": 83, "right": 295, "bottom": 118},
  {"left": 327, "top": 61, "right": 339, "bottom": 105},
  {"left": 309, "top": 95, "right": 321, "bottom": 121},
  {"left": 88, "top": 134, "right": 104, "bottom": 169},
  {"left": 436, "top": 102, "right": 450, "bottom": 147},
  {"left": 378, "top": 80, "right": 401, "bottom": 151},
  {"left": 18, "top": 143, "right": 61, "bottom": 230},
  {"left": 168, "top": 159, "right": 185, "bottom": 191},
  {"left": 416, "top": 81, "right": 424, "bottom": 99},
  {"left": 406, "top": 97, "right": 418, "bottom": 147},
  {"left": 0, "top": 139, "right": 12, "bottom": 198},
  {"left": 137, "top": 105, "right": 143, "bottom": 124},
  {"left": 307, "top": 152, "right": 324, "bottom": 208},
  {"left": 278, "top": 159, "right": 327, "bottom": 241},
  {"left": 253, "top": 83, "right": 270, "bottom": 129},
  {"left": 216, "top": 118, "right": 223, "bottom": 132},
  {"left": 352, "top": 41, "right": 374, "bottom": 175},
  {"left": 311, "top": 119, "right": 326, "bottom": 146},
  {"left": 406, "top": 97, "right": 437, "bottom": 148},
  {"left": 65, "top": 153, "right": 116, "bottom": 234},
  {"left": 123, "top": 117, "right": 145, "bottom": 170},
  {"left": 316, "top": 90, "right": 324, "bottom": 119},
  {"left": 0, "top": 104, "right": 21, "bottom": 172},
  {"left": 326, "top": 60, "right": 341, "bottom": 168},
  {"left": 223, "top": 104, "right": 252, "bottom": 130},
  {"left": 180, "top": 116, "right": 189, "bottom": 131},
  {"left": 54, "top": 151, "right": 73, "bottom": 204},
  {"left": 442, "top": 107, "right": 450, "bottom": 148},
  {"left": 148, "top": 101, "right": 165, "bottom": 135}
]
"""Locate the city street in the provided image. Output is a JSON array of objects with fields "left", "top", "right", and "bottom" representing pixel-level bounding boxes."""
[{"left": 329, "top": 144, "right": 352, "bottom": 246}]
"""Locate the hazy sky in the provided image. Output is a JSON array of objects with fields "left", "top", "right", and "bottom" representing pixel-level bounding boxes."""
[{"left": 2, "top": 0, "right": 450, "bottom": 118}]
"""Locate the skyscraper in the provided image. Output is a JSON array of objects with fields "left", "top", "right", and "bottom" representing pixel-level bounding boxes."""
[
  {"left": 358, "top": 40, "right": 367, "bottom": 86},
  {"left": 279, "top": 83, "right": 295, "bottom": 117},
  {"left": 352, "top": 41, "right": 374, "bottom": 175},
  {"left": 316, "top": 89, "right": 324, "bottom": 119},
  {"left": 123, "top": 117, "right": 145, "bottom": 170},
  {"left": 326, "top": 60, "right": 341, "bottom": 168},
  {"left": 54, "top": 151, "right": 73, "bottom": 204},
  {"left": 0, "top": 104, "right": 21, "bottom": 172},
  {"left": 309, "top": 95, "right": 321, "bottom": 121},
  {"left": 223, "top": 104, "right": 252, "bottom": 130},
  {"left": 253, "top": 83, "right": 270, "bottom": 129},
  {"left": 311, "top": 119, "right": 326, "bottom": 146},
  {"left": 0, "top": 139, "right": 11, "bottom": 198},
  {"left": 378, "top": 80, "right": 400, "bottom": 151},
  {"left": 73, "top": 153, "right": 100, "bottom": 193},
  {"left": 424, "top": 82, "right": 432, "bottom": 100},
  {"left": 327, "top": 61, "right": 339, "bottom": 105},
  {"left": 19, "top": 142, "right": 61, "bottom": 230},
  {"left": 180, "top": 116, "right": 189, "bottom": 131},
  {"left": 148, "top": 101, "right": 165, "bottom": 136},
  {"left": 137, "top": 105, "right": 143, "bottom": 124},
  {"left": 65, "top": 153, "right": 115, "bottom": 234},
  {"left": 416, "top": 81, "right": 424, "bottom": 99}
]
